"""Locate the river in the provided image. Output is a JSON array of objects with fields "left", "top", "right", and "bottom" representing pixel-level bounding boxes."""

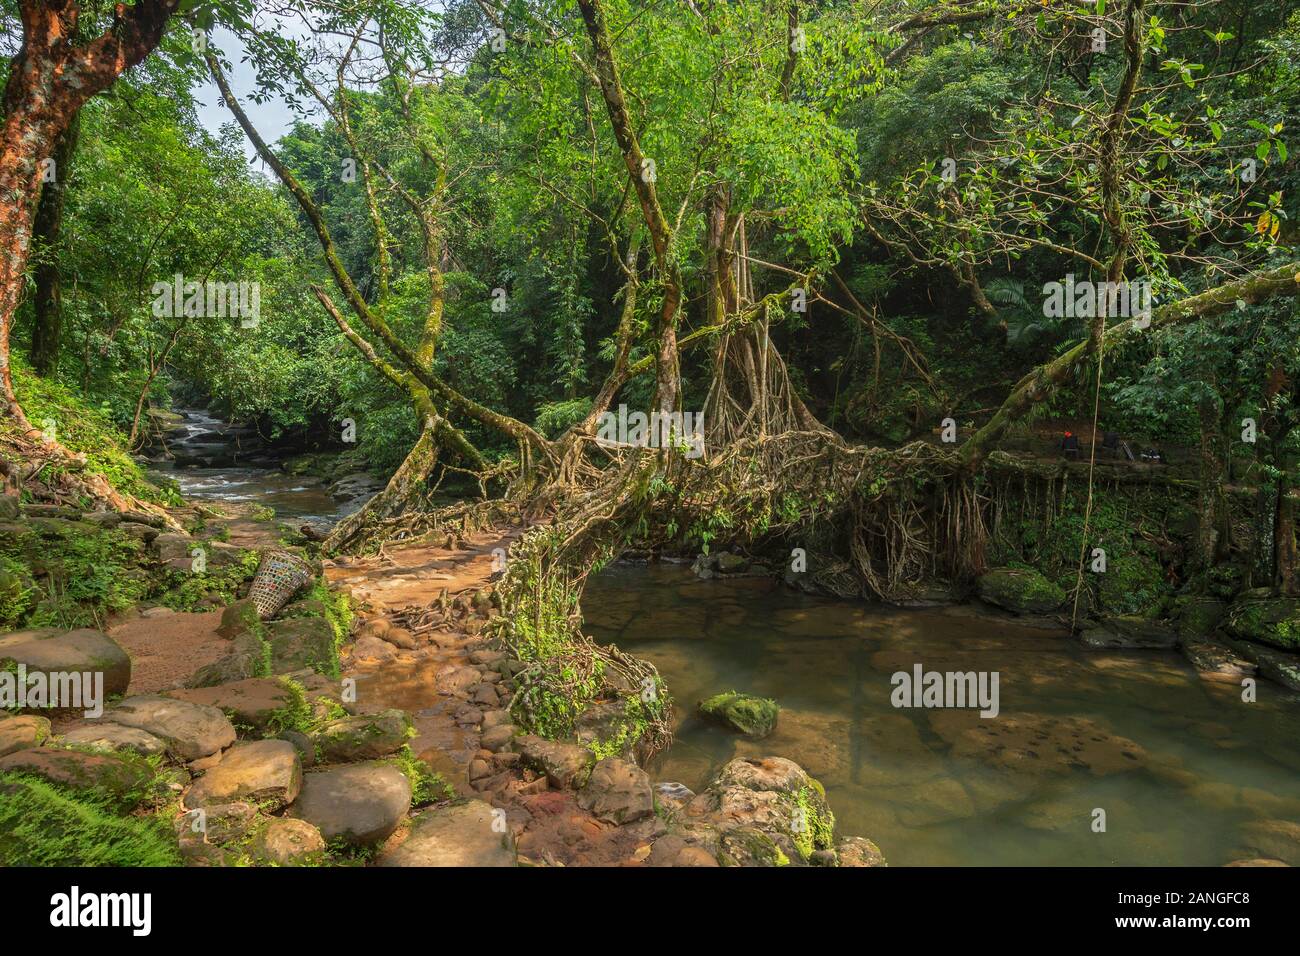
[{"left": 584, "top": 563, "right": 1300, "bottom": 866}]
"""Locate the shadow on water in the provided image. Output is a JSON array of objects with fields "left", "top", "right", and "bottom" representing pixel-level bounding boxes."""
[{"left": 583, "top": 563, "right": 1300, "bottom": 866}]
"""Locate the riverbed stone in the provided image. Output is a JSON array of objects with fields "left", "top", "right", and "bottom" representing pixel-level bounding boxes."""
[
  {"left": 837, "top": 835, "right": 887, "bottom": 867},
  {"left": 1237, "top": 819, "right": 1300, "bottom": 866},
  {"left": 1079, "top": 615, "right": 1178, "bottom": 649},
  {"left": 59, "top": 722, "right": 165, "bottom": 757},
  {"left": 479, "top": 723, "right": 516, "bottom": 752},
  {"left": 166, "top": 677, "right": 299, "bottom": 734},
  {"left": 186, "top": 632, "right": 263, "bottom": 688},
  {"left": 0, "top": 715, "right": 50, "bottom": 756},
  {"left": 249, "top": 818, "right": 326, "bottom": 866},
  {"left": 516, "top": 735, "right": 593, "bottom": 789},
  {"left": 1251, "top": 646, "right": 1300, "bottom": 691},
  {"left": 183, "top": 739, "right": 302, "bottom": 810},
  {"left": 377, "top": 799, "right": 517, "bottom": 867},
  {"left": 577, "top": 757, "right": 654, "bottom": 824},
  {"left": 288, "top": 762, "right": 412, "bottom": 846},
  {"left": 1180, "top": 638, "right": 1257, "bottom": 683},
  {"left": 976, "top": 567, "right": 1065, "bottom": 615},
  {"left": 698, "top": 691, "right": 779, "bottom": 738},
  {"left": 936, "top": 711, "right": 1148, "bottom": 777},
  {"left": 109, "top": 694, "right": 236, "bottom": 760},
  {"left": 0, "top": 627, "right": 131, "bottom": 698},
  {"left": 313, "top": 709, "right": 412, "bottom": 762}
]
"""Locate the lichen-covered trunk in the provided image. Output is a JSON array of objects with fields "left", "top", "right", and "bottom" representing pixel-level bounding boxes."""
[{"left": 1195, "top": 393, "right": 1229, "bottom": 572}]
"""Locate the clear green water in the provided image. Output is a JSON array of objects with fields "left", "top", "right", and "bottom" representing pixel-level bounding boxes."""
[{"left": 583, "top": 564, "right": 1300, "bottom": 866}]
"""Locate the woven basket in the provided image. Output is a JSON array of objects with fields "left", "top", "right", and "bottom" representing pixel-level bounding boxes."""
[{"left": 249, "top": 550, "right": 312, "bottom": 619}]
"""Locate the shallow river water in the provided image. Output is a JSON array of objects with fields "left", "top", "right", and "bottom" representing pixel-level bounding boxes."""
[{"left": 583, "top": 563, "right": 1300, "bottom": 866}]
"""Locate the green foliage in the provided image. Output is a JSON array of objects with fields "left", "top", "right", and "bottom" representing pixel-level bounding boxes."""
[
  {"left": 10, "top": 363, "right": 179, "bottom": 506},
  {"left": 387, "top": 745, "right": 454, "bottom": 807},
  {"left": 0, "top": 772, "right": 181, "bottom": 867}
]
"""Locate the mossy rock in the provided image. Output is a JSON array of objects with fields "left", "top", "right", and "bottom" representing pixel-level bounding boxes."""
[
  {"left": 976, "top": 567, "right": 1065, "bottom": 615},
  {"left": 265, "top": 616, "right": 336, "bottom": 675},
  {"left": 0, "top": 748, "right": 154, "bottom": 809},
  {"left": 1172, "top": 594, "right": 1229, "bottom": 639},
  {"left": 698, "top": 691, "right": 779, "bottom": 738},
  {"left": 217, "top": 599, "right": 261, "bottom": 639},
  {"left": 717, "top": 826, "right": 789, "bottom": 867},
  {"left": 1224, "top": 591, "right": 1300, "bottom": 651}
]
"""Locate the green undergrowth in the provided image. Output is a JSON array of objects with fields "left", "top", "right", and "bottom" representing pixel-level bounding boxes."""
[
  {"left": 387, "top": 745, "right": 454, "bottom": 807},
  {"left": 0, "top": 772, "right": 181, "bottom": 866},
  {"left": 10, "top": 362, "right": 180, "bottom": 507},
  {"left": 157, "top": 549, "right": 262, "bottom": 611}
]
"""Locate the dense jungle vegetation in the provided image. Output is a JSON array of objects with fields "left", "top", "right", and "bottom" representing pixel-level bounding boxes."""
[{"left": 0, "top": 0, "right": 1298, "bottom": 612}]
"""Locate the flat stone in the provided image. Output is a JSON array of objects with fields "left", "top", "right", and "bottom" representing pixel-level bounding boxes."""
[
  {"left": 377, "top": 800, "right": 516, "bottom": 867},
  {"left": 288, "top": 762, "right": 412, "bottom": 846},
  {"left": 184, "top": 739, "right": 302, "bottom": 810},
  {"left": 1181, "top": 638, "right": 1257, "bottom": 684},
  {"left": 0, "top": 628, "right": 131, "bottom": 698},
  {"left": 165, "top": 678, "right": 295, "bottom": 734},
  {"left": 109, "top": 695, "right": 236, "bottom": 760},
  {"left": 0, "top": 715, "right": 51, "bottom": 757},
  {"left": 59, "top": 722, "right": 165, "bottom": 757}
]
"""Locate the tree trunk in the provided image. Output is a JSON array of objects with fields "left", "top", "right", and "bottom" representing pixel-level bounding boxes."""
[
  {"left": 29, "top": 110, "right": 79, "bottom": 377},
  {"left": 1195, "top": 391, "right": 1229, "bottom": 571},
  {"left": 0, "top": 0, "right": 180, "bottom": 428}
]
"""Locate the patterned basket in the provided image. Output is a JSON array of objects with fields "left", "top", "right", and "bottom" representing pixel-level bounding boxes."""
[{"left": 249, "top": 550, "right": 312, "bottom": 619}]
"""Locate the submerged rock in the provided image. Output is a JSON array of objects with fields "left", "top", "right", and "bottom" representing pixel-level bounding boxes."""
[
  {"left": 1180, "top": 638, "right": 1256, "bottom": 684},
  {"left": 698, "top": 691, "right": 779, "bottom": 738}
]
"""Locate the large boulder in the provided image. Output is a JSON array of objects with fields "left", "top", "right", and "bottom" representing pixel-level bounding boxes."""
[
  {"left": 1225, "top": 592, "right": 1300, "bottom": 651},
  {"left": 288, "top": 762, "right": 411, "bottom": 846},
  {"left": 313, "top": 709, "right": 411, "bottom": 763},
  {"left": 577, "top": 757, "right": 654, "bottom": 825},
  {"left": 377, "top": 800, "right": 516, "bottom": 867},
  {"left": 837, "top": 836, "right": 888, "bottom": 867},
  {"left": 109, "top": 695, "right": 236, "bottom": 760},
  {"left": 183, "top": 739, "right": 301, "bottom": 810},
  {"left": 976, "top": 567, "right": 1065, "bottom": 615},
  {"left": 684, "top": 756, "right": 838, "bottom": 865},
  {"left": 698, "top": 691, "right": 779, "bottom": 737},
  {"left": 0, "top": 628, "right": 131, "bottom": 698},
  {"left": 0, "top": 747, "right": 152, "bottom": 806}
]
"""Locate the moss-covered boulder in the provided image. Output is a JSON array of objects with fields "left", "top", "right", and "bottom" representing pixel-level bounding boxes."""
[
  {"left": 313, "top": 709, "right": 412, "bottom": 762},
  {"left": 217, "top": 599, "right": 261, "bottom": 639},
  {"left": 1173, "top": 594, "right": 1229, "bottom": 639},
  {"left": 265, "top": 616, "right": 336, "bottom": 674},
  {"left": 699, "top": 691, "right": 779, "bottom": 738},
  {"left": 0, "top": 627, "right": 132, "bottom": 698},
  {"left": 976, "top": 567, "right": 1065, "bottom": 615},
  {"left": 0, "top": 747, "right": 154, "bottom": 808},
  {"left": 1225, "top": 591, "right": 1300, "bottom": 651}
]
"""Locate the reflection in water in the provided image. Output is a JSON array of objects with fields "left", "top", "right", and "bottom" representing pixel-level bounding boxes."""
[
  {"left": 583, "top": 563, "right": 1300, "bottom": 866},
  {"left": 149, "top": 464, "right": 340, "bottom": 523}
]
